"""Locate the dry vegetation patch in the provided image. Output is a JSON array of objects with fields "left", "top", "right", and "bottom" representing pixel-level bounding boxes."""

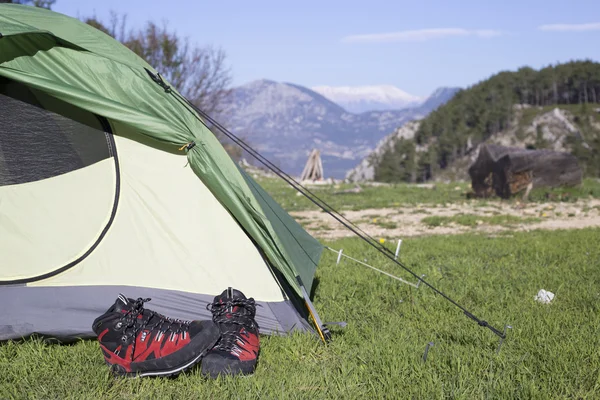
[{"left": 292, "top": 198, "right": 600, "bottom": 239}]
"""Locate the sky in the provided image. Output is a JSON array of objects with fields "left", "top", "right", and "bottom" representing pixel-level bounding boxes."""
[{"left": 53, "top": 0, "right": 600, "bottom": 97}]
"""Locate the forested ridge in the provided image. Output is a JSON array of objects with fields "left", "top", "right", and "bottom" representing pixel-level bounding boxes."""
[{"left": 374, "top": 60, "right": 600, "bottom": 183}]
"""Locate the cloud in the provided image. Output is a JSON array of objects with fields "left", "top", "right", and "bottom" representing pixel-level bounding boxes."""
[
  {"left": 342, "top": 28, "right": 504, "bottom": 43},
  {"left": 538, "top": 22, "right": 600, "bottom": 32}
]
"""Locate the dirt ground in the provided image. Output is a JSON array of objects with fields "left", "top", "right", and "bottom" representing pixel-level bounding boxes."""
[{"left": 291, "top": 198, "right": 600, "bottom": 239}]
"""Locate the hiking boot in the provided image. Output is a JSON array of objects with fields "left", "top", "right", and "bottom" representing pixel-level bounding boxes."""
[
  {"left": 201, "top": 287, "right": 260, "bottom": 378},
  {"left": 92, "top": 294, "right": 219, "bottom": 378}
]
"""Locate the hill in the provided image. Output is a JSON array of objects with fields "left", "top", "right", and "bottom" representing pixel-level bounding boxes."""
[
  {"left": 360, "top": 60, "right": 600, "bottom": 183},
  {"left": 346, "top": 121, "right": 422, "bottom": 181}
]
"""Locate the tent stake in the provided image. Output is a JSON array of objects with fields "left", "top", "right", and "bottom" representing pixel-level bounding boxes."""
[
  {"left": 423, "top": 341, "right": 435, "bottom": 362},
  {"left": 496, "top": 325, "right": 512, "bottom": 354},
  {"left": 416, "top": 274, "right": 426, "bottom": 289},
  {"left": 336, "top": 249, "right": 344, "bottom": 265},
  {"left": 394, "top": 239, "right": 403, "bottom": 260},
  {"left": 323, "top": 321, "right": 348, "bottom": 328}
]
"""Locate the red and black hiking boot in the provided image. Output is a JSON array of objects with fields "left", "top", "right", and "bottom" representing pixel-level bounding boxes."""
[
  {"left": 92, "top": 294, "right": 220, "bottom": 378},
  {"left": 201, "top": 287, "right": 260, "bottom": 378}
]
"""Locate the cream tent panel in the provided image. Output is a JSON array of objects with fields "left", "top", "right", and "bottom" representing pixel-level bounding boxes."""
[
  {"left": 31, "top": 135, "right": 286, "bottom": 302},
  {"left": 0, "top": 158, "right": 116, "bottom": 280}
]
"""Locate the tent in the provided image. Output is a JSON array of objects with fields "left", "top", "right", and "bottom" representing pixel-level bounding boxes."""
[
  {"left": 0, "top": 5, "right": 324, "bottom": 342},
  {"left": 468, "top": 144, "right": 582, "bottom": 198}
]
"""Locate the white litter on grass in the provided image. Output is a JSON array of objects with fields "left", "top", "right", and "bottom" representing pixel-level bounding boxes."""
[{"left": 534, "top": 289, "right": 555, "bottom": 304}]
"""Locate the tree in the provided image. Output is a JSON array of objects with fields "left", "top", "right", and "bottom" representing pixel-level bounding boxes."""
[
  {"left": 83, "top": 14, "right": 240, "bottom": 159},
  {"left": 83, "top": 14, "right": 232, "bottom": 119},
  {"left": 0, "top": 0, "right": 55, "bottom": 8},
  {"left": 129, "top": 23, "right": 231, "bottom": 118},
  {"left": 374, "top": 138, "right": 417, "bottom": 183}
]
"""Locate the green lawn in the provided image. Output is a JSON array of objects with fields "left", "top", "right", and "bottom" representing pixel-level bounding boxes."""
[
  {"left": 2, "top": 228, "right": 599, "bottom": 398},
  {"left": 253, "top": 176, "right": 600, "bottom": 212},
  {"left": 254, "top": 177, "right": 473, "bottom": 212}
]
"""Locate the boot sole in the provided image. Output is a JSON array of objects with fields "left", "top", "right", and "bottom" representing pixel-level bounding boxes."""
[
  {"left": 111, "top": 346, "right": 212, "bottom": 378},
  {"left": 202, "top": 351, "right": 260, "bottom": 379},
  {"left": 204, "top": 368, "right": 256, "bottom": 379}
]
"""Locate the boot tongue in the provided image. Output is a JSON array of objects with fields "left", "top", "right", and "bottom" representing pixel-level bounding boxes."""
[
  {"left": 215, "top": 287, "right": 247, "bottom": 302},
  {"left": 229, "top": 288, "right": 247, "bottom": 301},
  {"left": 212, "top": 287, "right": 256, "bottom": 320},
  {"left": 110, "top": 293, "right": 133, "bottom": 313}
]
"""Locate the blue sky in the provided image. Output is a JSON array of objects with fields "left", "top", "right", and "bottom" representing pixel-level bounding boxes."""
[{"left": 54, "top": 0, "right": 600, "bottom": 96}]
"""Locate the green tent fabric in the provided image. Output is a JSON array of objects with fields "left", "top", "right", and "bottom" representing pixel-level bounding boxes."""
[
  {"left": 239, "top": 167, "right": 322, "bottom": 288},
  {"left": 0, "top": 4, "right": 322, "bottom": 296},
  {"left": 0, "top": 6, "right": 151, "bottom": 69}
]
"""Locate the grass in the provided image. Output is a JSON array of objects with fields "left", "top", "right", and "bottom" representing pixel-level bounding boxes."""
[
  {"left": 310, "top": 223, "right": 333, "bottom": 232},
  {"left": 373, "top": 220, "right": 398, "bottom": 229},
  {"left": 422, "top": 214, "right": 542, "bottom": 228},
  {"left": 527, "top": 178, "right": 600, "bottom": 203},
  {"left": 253, "top": 175, "right": 600, "bottom": 212},
  {"left": 355, "top": 216, "right": 398, "bottom": 230},
  {"left": 2, "top": 228, "right": 600, "bottom": 398},
  {"left": 253, "top": 177, "right": 473, "bottom": 211}
]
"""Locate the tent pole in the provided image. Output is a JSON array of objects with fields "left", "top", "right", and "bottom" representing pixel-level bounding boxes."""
[{"left": 296, "top": 276, "right": 331, "bottom": 343}]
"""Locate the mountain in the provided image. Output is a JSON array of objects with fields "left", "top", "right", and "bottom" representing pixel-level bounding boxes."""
[
  {"left": 222, "top": 80, "right": 458, "bottom": 178},
  {"left": 311, "top": 85, "right": 423, "bottom": 113}
]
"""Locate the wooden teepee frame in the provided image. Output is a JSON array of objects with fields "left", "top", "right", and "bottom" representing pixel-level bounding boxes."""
[{"left": 300, "top": 149, "right": 324, "bottom": 181}]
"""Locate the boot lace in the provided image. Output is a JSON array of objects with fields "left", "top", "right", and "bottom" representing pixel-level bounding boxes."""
[
  {"left": 120, "top": 298, "right": 192, "bottom": 359},
  {"left": 206, "top": 298, "right": 259, "bottom": 352}
]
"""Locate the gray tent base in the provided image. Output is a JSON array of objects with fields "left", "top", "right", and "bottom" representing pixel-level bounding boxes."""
[{"left": 0, "top": 286, "right": 312, "bottom": 342}]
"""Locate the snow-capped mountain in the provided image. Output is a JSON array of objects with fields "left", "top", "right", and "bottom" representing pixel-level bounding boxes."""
[
  {"left": 221, "top": 80, "right": 459, "bottom": 178},
  {"left": 311, "top": 85, "right": 423, "bottom": 113}
]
